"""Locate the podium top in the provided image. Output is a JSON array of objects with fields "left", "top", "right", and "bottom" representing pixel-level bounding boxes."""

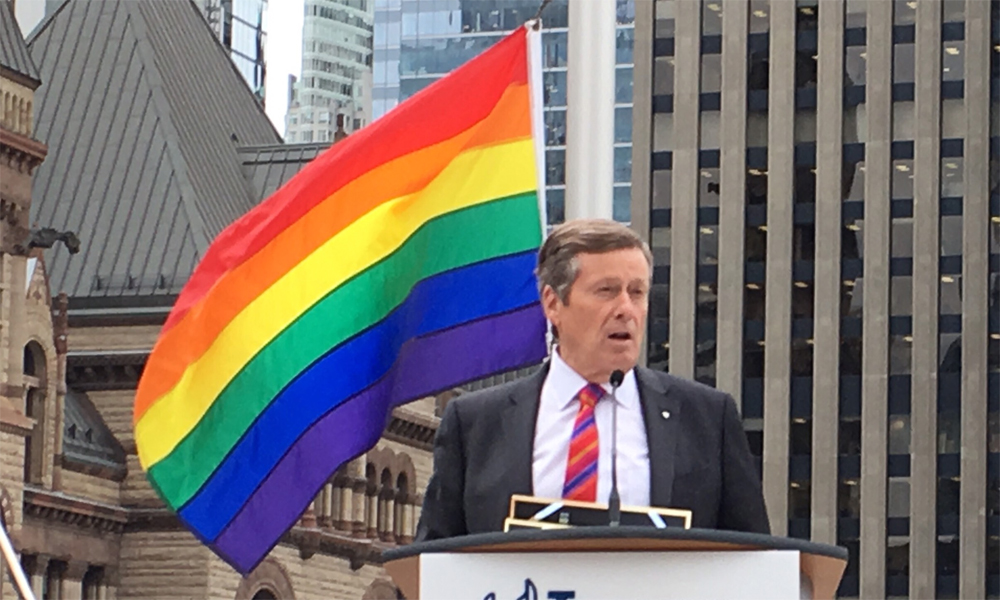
[{"left": 383, "top": 525, "right": 848, "bottom": 562}]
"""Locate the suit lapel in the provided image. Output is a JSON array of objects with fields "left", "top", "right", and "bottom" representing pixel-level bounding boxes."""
[
  {"left": 636, "top": 367, "right": 680, "bottom": 507},
  {"left": 502, "top": 363, "right": 549, "bottom": 497}
]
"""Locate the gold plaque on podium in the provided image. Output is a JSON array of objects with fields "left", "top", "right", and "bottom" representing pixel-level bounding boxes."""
[{"left": 503, "top": 495, "right": 692, "bottom": 532}]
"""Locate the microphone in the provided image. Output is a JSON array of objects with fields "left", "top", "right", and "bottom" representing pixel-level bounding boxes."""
[{"left": 608, "top": 369, "right": 625, "bottom": 527}]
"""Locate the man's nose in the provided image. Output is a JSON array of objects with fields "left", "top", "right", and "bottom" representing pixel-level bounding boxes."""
[{"left": 614, "top": 292, "right": 639, "bottom": 320}]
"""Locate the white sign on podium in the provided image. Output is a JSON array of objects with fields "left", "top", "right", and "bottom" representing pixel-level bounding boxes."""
[{"left": 420, "top": 550, "right": 803, "bottom": 599}]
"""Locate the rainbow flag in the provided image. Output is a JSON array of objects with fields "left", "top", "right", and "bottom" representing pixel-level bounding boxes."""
[{"left": 133, "top": 25, "right": 547, "bottom": 574}]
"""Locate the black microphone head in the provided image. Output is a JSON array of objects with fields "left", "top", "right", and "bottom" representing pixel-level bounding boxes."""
[{"left": 610, "top": 369, "right": 625, "bottom": 387}]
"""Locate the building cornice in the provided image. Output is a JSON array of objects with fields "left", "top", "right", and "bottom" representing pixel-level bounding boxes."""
[
  {"left": 0, "top": 66, "right": 41, "bottom": 90},
  {"left": 0, "top": 128, "right": 46, "bottom": 165},
  {"left": 22, "top": 487, "right": 129, "bottom": 535},
  {"left": 382, "top": 410, "right": 438, "bottom": 451},
  {"left": 60, "top": 453, "right": 127, "bottom": 482}
]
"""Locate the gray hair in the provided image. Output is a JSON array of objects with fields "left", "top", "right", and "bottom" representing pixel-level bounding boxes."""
[{"left": 535, "top": 218, "right": 653, "bottom": 303}]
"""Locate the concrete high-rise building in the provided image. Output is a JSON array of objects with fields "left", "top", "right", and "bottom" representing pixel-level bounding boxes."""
[
  {"left": 372, "top": 0, "right": 638, "bottom": 224},
  {"left": 630, "top": 1, "right": 999, "bottom": 598},
  {"left": 198, "top": 0, "right": 268, "bottom": 103},
  {"left": 286, "top": 0, "right": 374, "bottom": 143}
]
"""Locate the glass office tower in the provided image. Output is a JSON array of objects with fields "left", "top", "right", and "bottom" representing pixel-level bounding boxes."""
[
  {"left": 200, "top": 0, "right": 268, "bottom": 102},
  {"left": 373, "top": 0, "right": 637, "bottom": 223}
]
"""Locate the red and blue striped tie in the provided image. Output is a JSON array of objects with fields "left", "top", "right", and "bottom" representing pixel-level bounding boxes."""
[{"left": 562, "top": 383, "right": 604, "bottom": 502}]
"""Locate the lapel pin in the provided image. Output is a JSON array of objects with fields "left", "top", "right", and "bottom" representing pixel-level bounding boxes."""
[{"left": 661, "top": 410, "right": 671, "bottom": 420}]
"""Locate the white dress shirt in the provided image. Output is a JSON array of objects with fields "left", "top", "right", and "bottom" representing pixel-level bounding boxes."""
[{"left": 532, "top": 350, "right": 651, "bottom": 507}]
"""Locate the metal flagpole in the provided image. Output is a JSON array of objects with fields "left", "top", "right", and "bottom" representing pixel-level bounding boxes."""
[
  {"left": 0, "top": 519, "right": 35, "bottom": 600},
  {"left": 565, "top": 0, "right": 617, "bottom": 220}
]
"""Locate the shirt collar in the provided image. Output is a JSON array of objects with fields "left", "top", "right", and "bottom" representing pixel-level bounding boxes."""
[{"left": 548, "top": 347, "right": 639, "bottom": 411}]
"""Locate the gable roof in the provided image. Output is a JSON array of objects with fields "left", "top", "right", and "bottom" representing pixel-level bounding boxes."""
[
  {"left": 0, "top": 0, "right": 39, "bottom": 83},
  {"left": 63, "top": 390, "right": 126, "bottom": 476},
  {"left": 239, "top": 142, "right": 331, "bottom": 200},
  {"left": 27, "top": 0, "right": 281, "bottom": 302}
]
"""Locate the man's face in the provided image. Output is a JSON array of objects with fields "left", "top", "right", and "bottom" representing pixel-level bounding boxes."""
[{"left": 541, "top": 248, "right": 650, "bottom": 382}]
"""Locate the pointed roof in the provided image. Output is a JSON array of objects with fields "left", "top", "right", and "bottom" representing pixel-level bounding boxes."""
[
  {"left": 238, "top": 142, "right": 331, "bottom": 201},
  {"left": 27, "top": 0, "right": 281, "bottom": 302},
  {"left": 63, "top": 390, "right": 126, "bottom": 477},
  {"left": 0, "top": 0, "right": 39, "bottom": 85}
]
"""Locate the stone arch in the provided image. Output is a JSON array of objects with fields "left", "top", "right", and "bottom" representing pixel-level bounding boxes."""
[
  {"left": 377, "top": 467, "right": 394, "bottom": 540},
  {"left": 23, "top": 340, "right": 46, "bottom": 382},
  {"left": 25, "top": 100, "right": 31, "bottom": 134},
  {"left": 341, "top": 456, "right": 364, "bottom": 479},
  {"left": 22, "top": 340, "right": 49, "bottom": 484},
  {"left": 365, "top": 446, "right": 395, "bottom": 480},
  {"left": 393, "top": 453, "right": 417, "bottom": 504},
  {"left": 395, "top": 472, "right": 409, "bottom": 503},
  {"left": 362, "top": 578, "right": 399, "bottom": 600},
  {"left": 2, "top": 92, "right": 9, "bottom": 128},
  {"left": 234, "top": 558, "right": 295, "bottom": 600},
  {"left": 364, "top": 462, "right": 378, "bottom": 495},
  {"left": 379, "top": 468, "right": 393, "bottom": 499},
  {"left": 364, "top": 462, "right": 378, "bottom": 537}
]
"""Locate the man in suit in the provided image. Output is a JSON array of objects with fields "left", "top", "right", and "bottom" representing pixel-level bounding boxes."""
[{"left": 416, "top": 219, "right": 769, "bottom": 541}]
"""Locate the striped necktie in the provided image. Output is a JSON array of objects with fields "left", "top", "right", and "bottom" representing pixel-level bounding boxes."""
[{"left": 562, "top": 383, "right": 604, "bottom": 502}]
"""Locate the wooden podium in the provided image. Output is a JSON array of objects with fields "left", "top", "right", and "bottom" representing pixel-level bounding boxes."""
[{"left": 383, "top": 527, "right": 848, "bottom": 599}]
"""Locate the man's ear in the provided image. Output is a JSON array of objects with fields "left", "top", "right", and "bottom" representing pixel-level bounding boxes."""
[{"left": 540, "top": 285, "right": 562, "bottom": 328}]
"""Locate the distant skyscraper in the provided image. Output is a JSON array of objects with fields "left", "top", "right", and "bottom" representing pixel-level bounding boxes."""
[
  {"left": 631, "top": 1, "right": 1000, "bottom": 599},
  {"left": 372, "top": 0, "right": 637, "bottom": 224},
  {"left": 286, "top": 0, "right": 374, "bottom": 143},
  {"left": 199, "top": 0, "right": 268, "bottom": 103}
]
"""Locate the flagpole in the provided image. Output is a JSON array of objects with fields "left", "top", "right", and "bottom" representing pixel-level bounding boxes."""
[
  {"left": 565, "top": 0, "right": 617, "bottom": 220},
  {"left": 0, "top": 519, "right": 35, "bottom": 600},
  {"left": 526, "top": 21, "right": 548, "bottom": 237}
]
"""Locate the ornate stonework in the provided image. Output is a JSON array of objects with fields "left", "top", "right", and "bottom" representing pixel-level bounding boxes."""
[{"left": 235, "top": 558, "right": 297, "bottom": 600}]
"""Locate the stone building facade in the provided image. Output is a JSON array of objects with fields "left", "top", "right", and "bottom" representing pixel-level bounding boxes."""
[{"left": 0, "top": 1, "right": 450, "bottom": 598}]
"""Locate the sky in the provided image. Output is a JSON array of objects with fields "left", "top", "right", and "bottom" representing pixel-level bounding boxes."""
[
  {"left": 16, "top": 0, "right": 304, "bottom": 138},
  {"left": 263, "top": 0, "right": 305, "bottom": 136}
]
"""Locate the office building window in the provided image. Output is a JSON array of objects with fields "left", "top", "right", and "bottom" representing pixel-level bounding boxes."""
[
  {"left": 702, "top": 0, "right": 723, "bottom": 36},
  {"left": 846, "top": 0, "right": 866, "bottom": 28},
  {"left": 546, "top": 189, "right": 564, "bottom": 226},
  {"left": 750, "top": 0, "right": 770, "bottom": 34},
  {"left": 942, "top": 0, "right": 964, "bottom": 23},
  {"left": 892, "top": 159, "right": 914, "bottom": 198},
  {"left": 941, "top": 157, "right": 963, "bottom": 198},
  {"left": 893, "top": 0, "right": 916, "bottom": 25},
  {"left": 942, "top": 41, "right": 965, "bottom": 82},
  {"left": 701, "top": 53, "right": 722, "bottom": 94},
  {"left": 894, "top": 44, "right": 915, "bottom": 84},
  {"left": 893, "top": 102, "right": 915, "bottom": 140},
  {"left": 941, "top": 100, "right": 966, "bottom": 139}
]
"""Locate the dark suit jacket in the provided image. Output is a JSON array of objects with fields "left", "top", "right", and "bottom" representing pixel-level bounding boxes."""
[{"left": 415, "top": 364, "right": 770, "bottom": 541}]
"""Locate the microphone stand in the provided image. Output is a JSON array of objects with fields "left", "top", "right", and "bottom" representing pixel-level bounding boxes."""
[{"left": 608, "top": 369, "right": 624, "bottom": 527}]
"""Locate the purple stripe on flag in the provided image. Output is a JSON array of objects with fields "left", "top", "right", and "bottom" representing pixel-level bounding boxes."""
[{"left": 211, "top": 305, "right": 547, "bottom": 573}]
